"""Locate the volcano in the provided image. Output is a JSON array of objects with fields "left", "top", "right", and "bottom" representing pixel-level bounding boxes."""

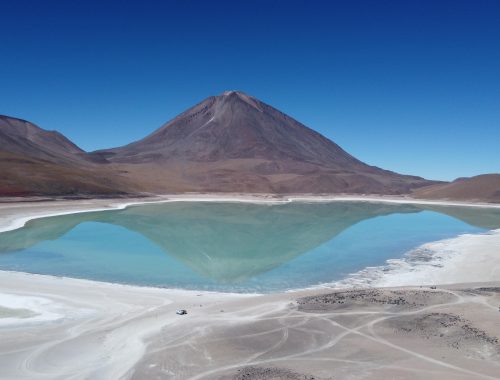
[
  {"left": 1, "top": 91, "right": 437, "bottom": 196},
  {"left": 94, "top": 91, "right": 433, "bottom": 194}
]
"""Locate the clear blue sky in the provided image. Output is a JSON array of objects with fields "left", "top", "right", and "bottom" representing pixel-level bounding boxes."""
[{"left": 1, "top": 1, "right": 499, "bottom": 181}]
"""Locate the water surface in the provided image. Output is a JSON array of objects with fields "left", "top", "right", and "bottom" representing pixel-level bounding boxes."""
[{"left": 0, "top": 201, "right": 499, "bottom": 292}]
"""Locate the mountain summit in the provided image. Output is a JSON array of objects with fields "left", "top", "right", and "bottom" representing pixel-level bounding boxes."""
[{"left": 95, "top": 91, "right": 432, "bottom": 194}]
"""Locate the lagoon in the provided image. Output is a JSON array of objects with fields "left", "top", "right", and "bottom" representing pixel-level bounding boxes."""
[{"left": 0, "top": 201, "right": 499, "bottom": 292}]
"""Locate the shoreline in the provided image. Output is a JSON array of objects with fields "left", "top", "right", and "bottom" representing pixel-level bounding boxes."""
[
  {"left": 330, "top": 228, "right": 500, "bottom": 289},
  {"left": 1, "top": 193, "right": 500, "bottom": 234}
]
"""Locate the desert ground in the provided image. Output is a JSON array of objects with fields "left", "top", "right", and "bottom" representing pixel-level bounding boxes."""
[
  {"left": 1, "top": 271, "right": 499, "bottom": 380},
  {"left": 0, "top": 196, "right": 499, "bottom": 380}
]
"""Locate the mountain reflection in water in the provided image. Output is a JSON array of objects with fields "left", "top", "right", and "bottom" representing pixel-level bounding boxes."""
[{"left": 0, "top": 202, "right": 499, "bottom": 291}]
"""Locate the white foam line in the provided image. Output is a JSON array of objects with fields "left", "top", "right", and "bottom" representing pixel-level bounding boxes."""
[
  {"left": 0, "top": 204, "right": 128, "bottom": 233},
  {"left": 0, "top": 196, "right": 286, "bottom": 233},
  {"left": 287, "top": 195, "right": 500, "bottom": 209}
]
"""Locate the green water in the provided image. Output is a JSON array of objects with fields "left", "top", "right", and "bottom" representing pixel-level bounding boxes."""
[{"left": 0, "top": 201, "right": 499, "bottom": 292}]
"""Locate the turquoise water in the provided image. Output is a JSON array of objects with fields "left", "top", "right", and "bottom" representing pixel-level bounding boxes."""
[{"left": 0, "top": 201, "right": 499, "bottom": 292}]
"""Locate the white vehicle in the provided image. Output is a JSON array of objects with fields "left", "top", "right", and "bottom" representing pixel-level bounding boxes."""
[{"left": 176, "top": 309, "right": 187, "bottom": 315}]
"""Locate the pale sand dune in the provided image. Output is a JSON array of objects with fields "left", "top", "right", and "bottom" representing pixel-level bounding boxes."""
[{"left": 1, "top": 197, "right": 500, "bottom": 379}]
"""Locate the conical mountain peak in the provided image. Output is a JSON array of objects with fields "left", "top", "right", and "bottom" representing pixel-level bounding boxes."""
[
  {"left": 99, "top": 91, "right": 354, "bottom": 165},
  {"left": 88, "top": 91, "right": 432, "bottom": 195}
]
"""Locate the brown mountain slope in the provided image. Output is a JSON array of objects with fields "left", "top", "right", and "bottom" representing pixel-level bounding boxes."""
[
  {"left": 0, "top": 116, "right": 131, "bottom": 196},
  {"left": 0, "top": 115, "right": 106, "bottom": 165},
  {"left": 99, "top": 91, "right": 366, "bottom": 166},
  {"left": 95, "top": 91, "right": 435, "bottom": 194},
  {"left": 413, "top": 174, "right": 500, "bottom": 203}
]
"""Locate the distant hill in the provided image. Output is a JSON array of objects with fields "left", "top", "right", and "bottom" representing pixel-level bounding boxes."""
[
  {"left": 0, "top": 115, "right": 87, "bottom": 164},
  {"left": 413, "top": 174, "right": 500, "bottom": 203},
  {"left": 0, "top": 115, "right": 130, "bottom": 196},
  {"left": 1, "top": 91, "right": 441, "bottom": 196}
]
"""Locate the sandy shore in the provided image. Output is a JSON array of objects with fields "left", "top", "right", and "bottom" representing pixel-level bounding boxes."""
[
  {"left": 332, "top": 229, "right": 500, "bottom": 289},
  {"left": 0, "top": 271, "right": 499, "bottom": 379},
  {"left": 0, "top": 271, "right": 252, "bottom": 379},
  {"left": 1, "top": 195, "right": 500, "bottom": 379}
]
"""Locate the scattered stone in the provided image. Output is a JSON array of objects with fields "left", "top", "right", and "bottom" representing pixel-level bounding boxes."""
[
  {"left": 231, "top": 366, "right": 326, "bottom": 380},
  {"left": 389, "top": 312, "right": 500, "bottom": 359},
  {"left": 297, "top": 289, "right": 456, "bottom": 312},
  {"left": 476, "top": 287, "right": 500, "bottom": 293}
]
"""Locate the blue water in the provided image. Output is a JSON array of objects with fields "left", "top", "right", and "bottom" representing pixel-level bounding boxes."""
[{"left": 0, "top": 201, "right": 499, "bottom": 292}]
